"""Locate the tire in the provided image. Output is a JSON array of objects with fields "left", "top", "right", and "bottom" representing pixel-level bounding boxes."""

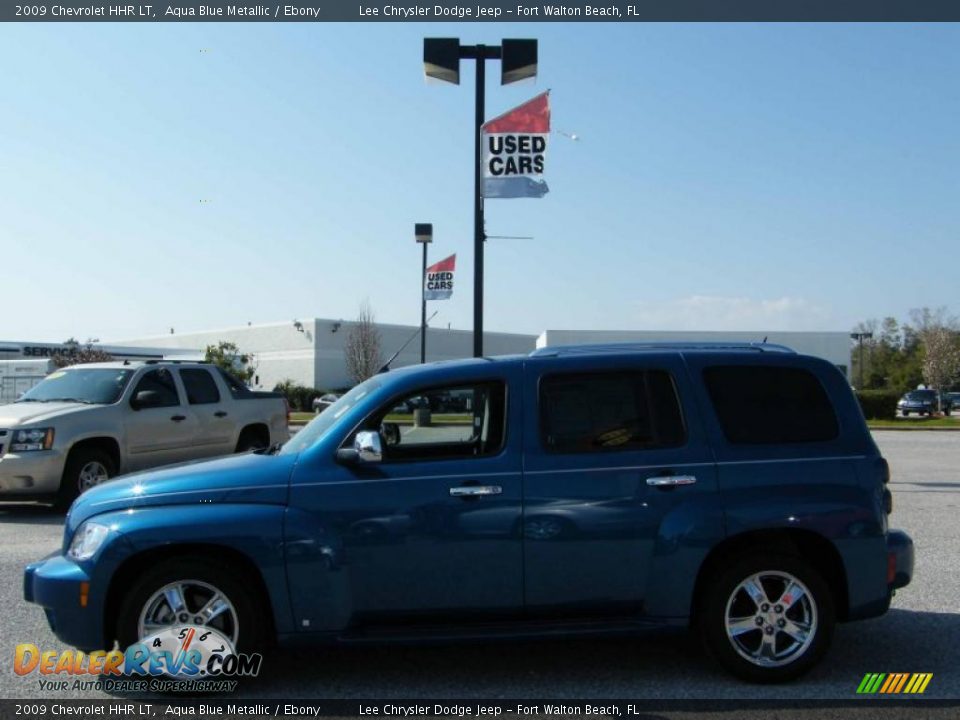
[
  {"left": 235, "top": 428, "right": 268, "bottom": 453},
  {"left": 699, "top": 553, "right": 835, "bottom": 683},
  {"left": 54, "top": 447, "right": 116, "bottom": 512},
  {"left": 115, "top": 557, "right": 266, "bottom": 653},
  {"left": 902, "top": 410, "right": 910, "bottom": 417}
]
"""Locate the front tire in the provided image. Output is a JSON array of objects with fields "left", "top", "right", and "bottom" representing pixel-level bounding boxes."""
[
  {"left": 54, "top": 447, "right": 116, "bottom": 511},
  {"left": 699, "top": 553, "right": 835, "bottom": 683},
  {"left": 116, "top": 557, "right": 266, "bottom": 652}
]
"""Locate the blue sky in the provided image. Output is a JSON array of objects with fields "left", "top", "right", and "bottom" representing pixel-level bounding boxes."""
[{"left": 1, "top": 23, "right": 957, "bottom": 341}]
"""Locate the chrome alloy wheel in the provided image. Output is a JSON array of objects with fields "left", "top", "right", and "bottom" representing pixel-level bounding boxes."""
[
  {"left": 138, "top": 580, "right": 239, "bottom": 646},
  {"left": 77, "top": 461, "right": 109, "bottom": 492},
  {"left": 724, "top": 571, "right": 817, "bottom": 668}
]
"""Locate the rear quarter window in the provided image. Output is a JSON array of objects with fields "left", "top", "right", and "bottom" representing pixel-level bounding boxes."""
[{"left": 703, "top": 365, "right": 839, "bottom": 444}]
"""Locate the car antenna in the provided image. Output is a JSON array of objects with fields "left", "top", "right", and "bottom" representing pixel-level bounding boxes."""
[
  {"left": 762, "top": 336, "right": 768, "bottom": 343},
  {"left": 378, "top": 311, "right": 439, "bottom": 374}
]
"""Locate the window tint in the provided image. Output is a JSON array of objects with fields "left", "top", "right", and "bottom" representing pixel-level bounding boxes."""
[
  {"left": 216, "top": 368, "right": 251, "bottom": 398},
  {"left": 703, "top": 365, "right": 839, "bottom": 444},
  {"left": 539, "top": 371, "right": 685, "bottom": 453},
  {"left": 180, "top": 369, "right": 221, "bottom": 405},
  {"left": 131, "top": 369, "right": 180, "bottom": 408},
  {"left": 357, "top": 382, "right": 506, "bottom": 462}
]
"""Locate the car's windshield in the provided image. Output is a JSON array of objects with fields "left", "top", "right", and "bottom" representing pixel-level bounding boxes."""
[
  {"left": 906, "top": 390, "right": 935, "bottom": 400},
  {"left": 18, "top": 368, "right": 135, "bottom": 405},
  {"left": 280, "top": 377, "right": 381, "bottom": 455}
]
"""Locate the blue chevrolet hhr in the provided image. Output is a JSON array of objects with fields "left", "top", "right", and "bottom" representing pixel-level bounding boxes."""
[{"left": 24, "top": 344, "right": 913, "bottom": 682}]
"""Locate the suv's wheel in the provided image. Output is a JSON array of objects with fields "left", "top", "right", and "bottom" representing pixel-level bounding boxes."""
[
  {"left": 235, "top": 428, "right": 268, "bottom": 453},
  {"left": 54, "top": 447, "right": 116, "bottom": 511},
  {"left": 116, "top": 558, "right": 266, "bottom": 652},
  {"left": 700, "top": 553, "right": 835, "bottom": 682}
]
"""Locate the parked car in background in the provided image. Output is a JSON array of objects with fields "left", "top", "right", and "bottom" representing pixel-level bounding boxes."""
[
  {"left": 0, "top": 361, "right": 289, "bottom": 508},
  {"left": 24, "top": 343, "right": 912, "bottom": 683},
  {"left": 947, "top": 393, "right": 960, "bottom": 414},
  {"left": 312, "top": 393, "right": 342, "bottom": 414},
  {"left": 896, "top": 389, "right": 939, "bottom": 416}
]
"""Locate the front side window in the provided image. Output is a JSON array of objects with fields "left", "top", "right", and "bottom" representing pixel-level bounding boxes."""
[
  {"left": 703, "top": 365, "right": 839, "bottom": 444},
  {"left": 539, "top": 371, "right": 686, "bottom": 453},
  {"left": 131, "top": 369, "right": 180, "bottom": 408},
  {"left": 356, "top": 382, "right": 506, "bottom": 462},
  {"left": 180, "top": 369, "right": 221, "bottom": 405}
]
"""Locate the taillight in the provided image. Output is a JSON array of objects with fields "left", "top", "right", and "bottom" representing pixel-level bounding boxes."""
[
  {"left": 284, "top": 398, "right": 291, "bottom": 424},
  {"left": 879, "top": 457, "right": 890, "bottom": 484},
  {"left": 887, "top": 553, "right": 897, "bottom": 584}
]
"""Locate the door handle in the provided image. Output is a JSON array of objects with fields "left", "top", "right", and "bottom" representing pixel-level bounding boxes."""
[
  {"left": 214, "top": 411, "right": 228, "bottom": 418},
  {"left": 171, "top": 415, "right": 186, "bottom": 423},
  {"left": 646, "top": 475, "right": 697, "bottom": 487},
  {"left": 449, "top": 485, "right": 502, "bottom": 497}
]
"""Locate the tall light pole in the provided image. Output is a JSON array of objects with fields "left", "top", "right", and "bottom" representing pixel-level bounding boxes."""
[
  {"left": 423, "top": 38, "right": 537, "bottom": 358},
  {"left": 415, "top": 223, "right": 433, "bottom": 364},
  {"left": 850, "top": 331, "right": 874, "bottom": 389}
]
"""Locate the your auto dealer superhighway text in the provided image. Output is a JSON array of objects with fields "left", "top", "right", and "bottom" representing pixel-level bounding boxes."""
[{"left": 359, "top": 705, "right": 625, "bottom": 717}]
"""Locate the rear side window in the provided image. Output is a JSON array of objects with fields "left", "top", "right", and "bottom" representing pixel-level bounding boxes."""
[
  {"left": 540, "top": 371, "right": 685, "bottom": 453},
  {"left": 180, "top": 369, "right": 221, "bottom": 405},
  {"left": 703, "top": 365, "right": 839, "bottom": 444}
]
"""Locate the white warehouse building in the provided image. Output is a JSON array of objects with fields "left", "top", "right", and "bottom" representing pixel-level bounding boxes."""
[{"left": 107, "top": 320, "right": 852, "bottom": 391}]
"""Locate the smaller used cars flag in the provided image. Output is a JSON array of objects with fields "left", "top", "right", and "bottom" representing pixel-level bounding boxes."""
[
  {"left": 424, "top": 254, "right": 456, "bottom": 300},
  {"left": 482, "top": 92, "right": 550, "bottom": 199}
]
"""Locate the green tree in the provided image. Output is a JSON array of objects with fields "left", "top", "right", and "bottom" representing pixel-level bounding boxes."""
[
  {"left": 51, "top": 338, "right": 114, "bottom": 368},
  {"left": 204, "top": 341, "right": 255, "bottom": 383}
]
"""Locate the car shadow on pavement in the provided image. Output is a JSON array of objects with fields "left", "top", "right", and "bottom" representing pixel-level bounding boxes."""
[
  {"left": 0, "top": 503, "right": 63, "bottom": 525},
  {"left": 232, "top": 608, "right": 958, "bottom": 700}
]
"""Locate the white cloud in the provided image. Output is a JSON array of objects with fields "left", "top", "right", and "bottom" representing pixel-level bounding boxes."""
[{"left": 635, "top": 295, "right": 834, "bottom": 331}]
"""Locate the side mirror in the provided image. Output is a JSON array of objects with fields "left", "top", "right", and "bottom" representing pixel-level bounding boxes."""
[
  {"left": 336, "top": 430, "right": 383, "bottom": 465},
  {"left": 131, "top": 390, "right": 161, "bottom": 410}
]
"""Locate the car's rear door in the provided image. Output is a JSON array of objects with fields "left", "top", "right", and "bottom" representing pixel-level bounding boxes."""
[{"left": 521, "top": 353, "right": 720, "bottom": 618}]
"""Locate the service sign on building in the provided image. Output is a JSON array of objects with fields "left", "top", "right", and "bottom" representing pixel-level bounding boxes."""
[
  {"left": 424, "top": 254, "right": 456, "bottom": 300},
  {"left": 482, "top": 92, "right": 550, "bottom": 199}
]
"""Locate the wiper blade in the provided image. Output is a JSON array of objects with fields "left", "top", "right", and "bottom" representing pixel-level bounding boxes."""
[
  {"left": 256, "top": 442, "right": 284, "bottom": 455},
  {"left": 46, "top": 398, "right": 95, "bottom": 405}
]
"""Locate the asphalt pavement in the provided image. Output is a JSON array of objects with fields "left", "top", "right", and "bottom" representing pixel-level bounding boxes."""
[{"left": 0, "top": 431, "right": 957, "bottom": 713}]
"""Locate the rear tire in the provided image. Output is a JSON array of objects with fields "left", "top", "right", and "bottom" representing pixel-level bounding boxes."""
[
  {"left": 54, "top": 447, "right": 116, "bottom": 512},
  {"left": 116, "top": 557, "right": 266, "bottom": 652},
  {"left": 699, "top": 553, "right": 835, "bottom": 683}
]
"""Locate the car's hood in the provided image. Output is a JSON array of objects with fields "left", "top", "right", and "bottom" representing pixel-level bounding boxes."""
[
  {"left": 66, "top": 451, "right": 297, "bottom": 536},
  {"left": 0, "top": 401, "right": 94, "bottom": 426}
]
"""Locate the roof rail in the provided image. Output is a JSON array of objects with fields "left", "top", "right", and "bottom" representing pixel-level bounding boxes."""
[
  {"left": 143, "top": 359, "right": 208, "bottom": 365},
  {"left": 529, "top": 342, "right": 796, "bottom": 358}
]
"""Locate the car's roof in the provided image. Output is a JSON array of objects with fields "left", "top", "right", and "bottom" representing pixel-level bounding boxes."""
[{"left": 60, "top": 360, "right": 209, "bottom": 370}]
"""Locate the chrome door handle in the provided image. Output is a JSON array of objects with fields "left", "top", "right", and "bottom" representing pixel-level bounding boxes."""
[
  {"left": 449, "top": 485, "right": 502, "bottom": 497},
  {"left": 646, "top": 475, "right": 697, "bottom": 487}
]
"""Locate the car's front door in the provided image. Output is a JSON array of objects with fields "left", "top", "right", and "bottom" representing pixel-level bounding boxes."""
[
  {"left": 521, "top": 354, "right": 720, "bottom": 619},
  {"left": 285, "top": 367, "right": 524, "bottom": 634},
  {"left": 124, "top": 368, "right": 200, "bottom": 471}
]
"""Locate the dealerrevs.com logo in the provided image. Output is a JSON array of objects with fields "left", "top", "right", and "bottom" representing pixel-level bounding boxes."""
[{"left": 14, "top": 625, "right": 262, "bottom": 693}]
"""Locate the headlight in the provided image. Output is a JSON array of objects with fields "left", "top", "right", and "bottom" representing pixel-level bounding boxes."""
[
  {"left": 10, "top": 427, "right": 54, "bottom": 452},
  {"left": 67, "top": 522, "right": 110, "bottom": 561}
]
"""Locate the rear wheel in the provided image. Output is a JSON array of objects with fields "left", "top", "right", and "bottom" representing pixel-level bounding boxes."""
[
  {"left": 235, "top": 428, "right": 269, "bottom": 453},
  {"left": 54, "top": 447, "right": 116, "bottom": 511},
  {"left": 116, "top": 557, "right": 266, "bottom": 652},
  {"left": 700, "top": 553, "right": 835, "bottom": 682}
]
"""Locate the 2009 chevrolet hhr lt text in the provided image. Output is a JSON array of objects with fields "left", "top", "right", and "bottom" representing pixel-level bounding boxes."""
[{"left": 24, "top": 343, "right": 913, "bottom": 682}]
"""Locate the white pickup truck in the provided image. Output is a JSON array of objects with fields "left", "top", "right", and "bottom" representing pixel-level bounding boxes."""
[{"left": 0, "top": 361, "right": 289, "bottom": 508}]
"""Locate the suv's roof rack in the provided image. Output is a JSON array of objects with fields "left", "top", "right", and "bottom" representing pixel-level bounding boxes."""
[
  {"left": 143, "top": 359, "right": 208, "bottom": 365},
  {"left": 529, "top": 342, "right": 796, "bottom": 358}
]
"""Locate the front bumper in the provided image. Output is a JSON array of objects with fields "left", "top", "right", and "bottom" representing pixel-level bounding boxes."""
[
  {"left": 0, "top": 449, "right": 66, "bottom": 495},
  {"left": 887, "top": 529, "right": 914, "bottom": 590},
  {"left": 23, "top": 553, "right": 104, "bottom": 651}
]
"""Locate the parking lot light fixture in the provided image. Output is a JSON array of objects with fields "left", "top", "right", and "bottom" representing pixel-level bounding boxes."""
[
  {"left": 850, "top": 331, "right": 874, "bottom": 390},
  {"left": 423, "top": 38, "right": 538, "bottom": 358},
  {"left": 415, "top": 223, "right": 433, "bottom": 364}
]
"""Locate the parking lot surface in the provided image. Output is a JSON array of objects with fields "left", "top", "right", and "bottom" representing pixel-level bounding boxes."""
[{"left": 1, "top": 431, "right": 957, "bottom": 703}]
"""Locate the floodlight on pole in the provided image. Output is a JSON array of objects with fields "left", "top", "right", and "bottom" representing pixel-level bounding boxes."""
[{"left": 423, "top": 37, "right": 538, "bottom": 358}]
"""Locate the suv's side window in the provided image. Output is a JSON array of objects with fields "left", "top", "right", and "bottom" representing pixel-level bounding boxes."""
[
  {"left": 703, "top": 365, "right": 839, "bottom": 444},
  {"left": 180, "top": 369, "right": 221, "bottom": 405},
  {"left": 539, "top": 371, "right": 685, "bottom": 453},
  {"left": 360, "top": 382, "right": 506, "bottom": 462},
  {"left": 131, "top": 368, "right": 180, "bottom": 408}
]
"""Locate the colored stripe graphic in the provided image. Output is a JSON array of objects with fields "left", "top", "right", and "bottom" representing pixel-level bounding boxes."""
[{"left": 857, "top": 673, "right": 932, "bottom": 694}]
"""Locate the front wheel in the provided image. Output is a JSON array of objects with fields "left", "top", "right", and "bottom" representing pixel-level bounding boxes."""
[
  {"left": 699, "top": 553, "right": 835, "bottom": 682},
  {"left": 54, "top": 447, "right": 116, "bottom": 511},
  {"left": 116, "top": 557, "right": 266, "bottom": 652}
]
